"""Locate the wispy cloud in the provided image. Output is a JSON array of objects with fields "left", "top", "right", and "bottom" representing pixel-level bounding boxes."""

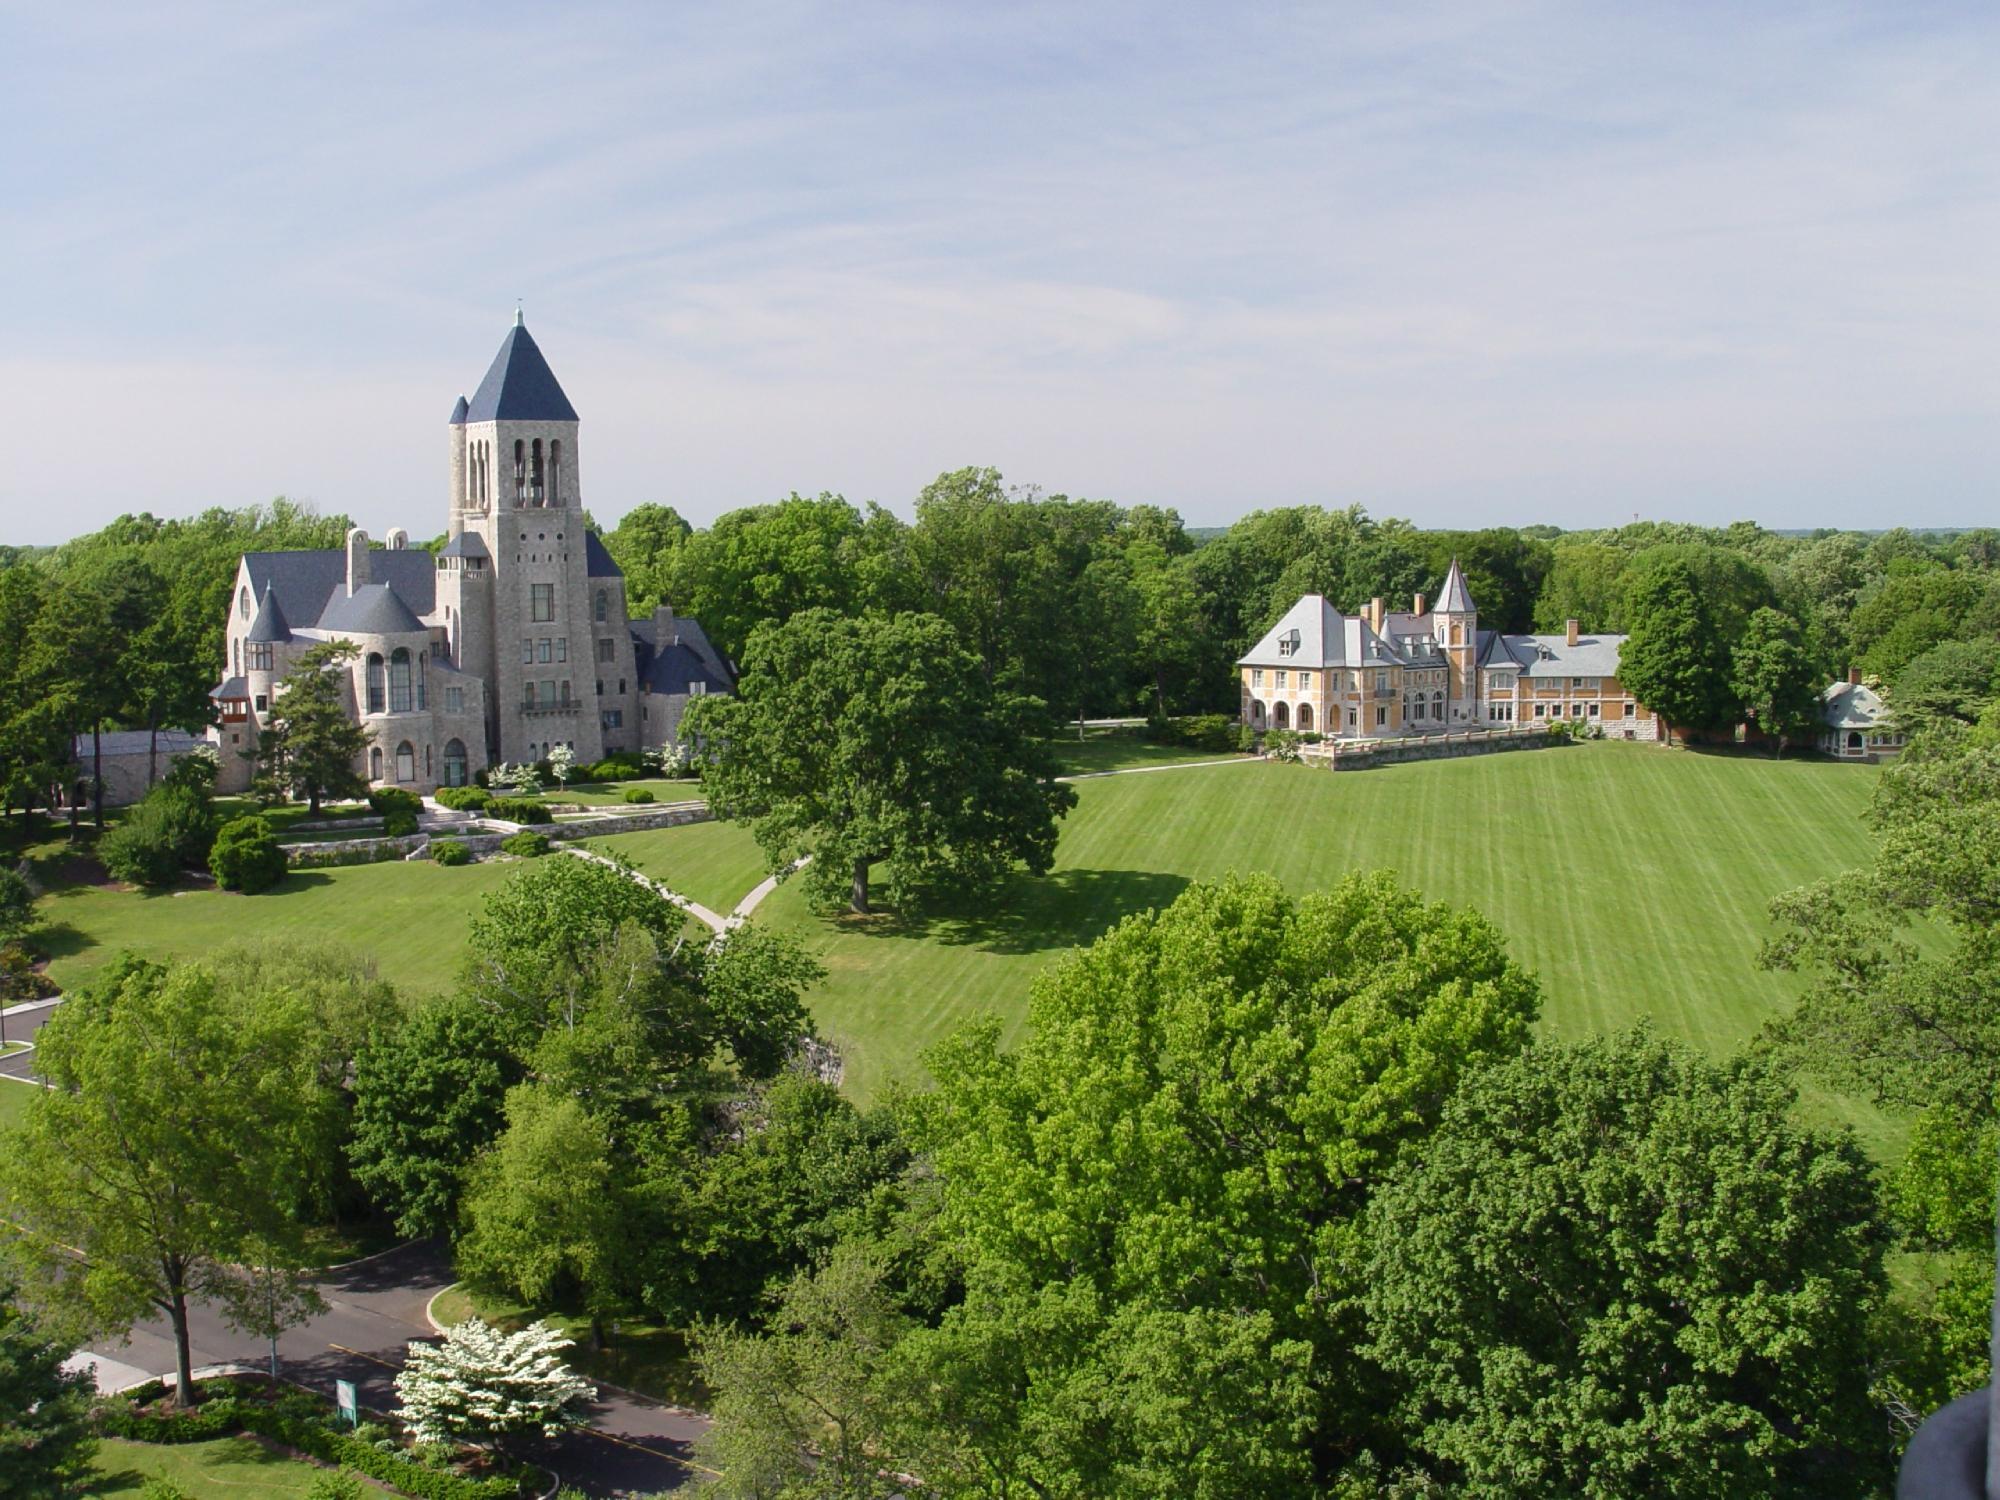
[{"left": 2, "top": 1, "right": 1994, "bottom": 538}]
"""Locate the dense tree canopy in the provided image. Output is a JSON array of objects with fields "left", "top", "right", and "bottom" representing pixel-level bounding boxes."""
[
  {"left": 1367, "top": 1029, "right": 1887, "bottom": 1498},
  {"left": 689, "top": 608, "right": 1076, "bottom": 915}
]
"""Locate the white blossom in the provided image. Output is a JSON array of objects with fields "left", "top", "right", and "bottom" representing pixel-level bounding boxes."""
[{"left": 393, "top": 1316, "right": 594, "bottom": 1448}]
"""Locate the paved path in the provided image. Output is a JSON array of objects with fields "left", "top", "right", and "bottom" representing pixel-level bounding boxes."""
[
  {"left": 1055, "top": 755, "right": 1260, "bottom": 783},
  {"left": 731, "top": 856, "right": 811, "bottom": 921},
  {"left": 560, "top": 844, "right": 728, "bottom": 934},
  {"left": 84, "top": 1240, "right": 707, "bottom": 1496},
  {"left": 0, "top": 996, "right": 61, "bottom": 1087}
]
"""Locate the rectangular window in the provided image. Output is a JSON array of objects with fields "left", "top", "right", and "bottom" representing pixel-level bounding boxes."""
[
  {"left": 1298, "top": 671, "right": 1312, "bottom": 690},
  {"left": 1251, "top": 668, "right": 1264, "bottom": 689},
  {"left": 247, "top": 643, "right": 273, "bottom": 671},
  {"left": 1571, "top": 676, "right": 1585, "bottom": 688},
  {"left": 556, "top": 638, "right": 567, "bottom": 663},
  {"left": 690, "top": 681, "right": 707, "bottom": 696},
  {"left": 1623, "top": 702, "right": 1636, "bottom": 718},
  {"left": 522, "top": 638, "right": 535, "bottom": 664},
  {"left": 254, "top": 694, "right": 267, "bottom": 712},
  {"left": 1571, "top": 703, "right": 1585, "bottom": 717},
  {"left": 1274, "top": 669, "right": 1287, "bottom": 689},
  {"left": 1375, "top": 705, "right": 1387, "bottom": 727},
  {"left": 543, "top": 680, "right": 558, "bottom": 707},
  {"left": 1346, "top": 707, "right": 1357, "bottom": 728},
  {"left": 524, "top": 681, "right": 538, "bottom": 708},
  {"left": 1534, "top": 703, "right": 1546, "bottom": 719},
  {"left": 537, "top": 638, "right": 552, "bottom": 663},
  {"left": 1412, "top": 701, "right": 1425, "bottom": 721},
  {"left": 1588, "top": 702, "right": 1600, "bottom": 717},
  {"left": 597, "top": 638, "right": 615, "bottom": 663},
  {"left": 531, "top": 584, "right": 554, "bottom": 622},
  {"left": 445, "top": 686, "right": 464, "bottom": 713},
  {"left": 602, "top": 710, "right": 624, "bottom": 730},
  {"left": 1583, "top": 677, "right": 1601, "bottom": 690},
  {"left": 1375, "top": 671, "right": 1390, "bottom": 694},
  {"left": 560, "top": 680, "right": 571, "bottom": 705}
]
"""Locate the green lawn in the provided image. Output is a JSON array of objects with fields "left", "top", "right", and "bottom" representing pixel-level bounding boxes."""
[
  {"left": 1044, "top": 729, "right": 1243, "bottom": 776},
  {"left": 37, "top": 859, "right": 528, "bottom": 1000},
  {"left": 0, "top": 1079, "right": 38, "bottom": 1130},
  {"left": 552, "top": 777, "right": 702, "bottom": 806},
  {"left": 752, "top": 743, "right": 1899, "bottom": 1148},
  {"left": 87, "top": 1434, "right": 372, "bottom": 1496},
  {"left": 582, "top": 818, "right": 774, "bottom": 916},
  {"left": 432, "top": 1284, "right": 707, "bottom": 1409}
]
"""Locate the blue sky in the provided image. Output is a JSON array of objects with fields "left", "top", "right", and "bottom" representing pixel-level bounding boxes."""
[{"left": 3, "top": 1, "right": 1995, "bottom": 540}]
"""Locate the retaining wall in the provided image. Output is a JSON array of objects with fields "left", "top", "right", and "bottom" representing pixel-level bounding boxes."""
[
  {"left": 284, "top": 801, "right": 713, "bottom": 867},
  {"left": 1304, "top": 729, "right": 1571, "bottom": 771}
]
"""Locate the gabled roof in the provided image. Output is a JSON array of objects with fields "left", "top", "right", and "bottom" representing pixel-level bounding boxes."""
[
  {"left": 244, "top": 587, "right": 292, "bottom": 643},
  {"left": 584, "top": 531, "right": 622, "bottom": 578},
  {"left": 636, "top": 638, "right": 731, "bottom": 696},
  {"left": 318, "top": 582, "right": 428, "bottom": 636},
  {"left": 1435, "top": 557, "right": 1476, "bottom": 615},
  {"left": 242, "top": 549, "right": 437, "bottom": 627},
  {"left": 1822, "top": 680, "right": 1886, "bottom": 729},
  {"left": 465, "top": 316, "right": 579, "bottom": 423}
]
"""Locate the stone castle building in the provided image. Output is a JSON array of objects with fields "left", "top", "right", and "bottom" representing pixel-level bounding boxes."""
[
  {"left": 1239, "top": 559, "right": 1663, "bottom": 741},
  {"left": 209, "top": 316, "right": 732, "bottom": 794}
]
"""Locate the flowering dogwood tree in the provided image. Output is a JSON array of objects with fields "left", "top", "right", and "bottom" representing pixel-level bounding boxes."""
[
  {"left": 394, "top": 1317, "right": 594, "bottom": 1450},
  {"left": 547, "top": 744, "right": 575, "bottom": 791}
]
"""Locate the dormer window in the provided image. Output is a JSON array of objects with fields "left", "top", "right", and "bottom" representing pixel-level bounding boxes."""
[{"left": 1277, "top": 629, "right": 1300, "bottom": 658}]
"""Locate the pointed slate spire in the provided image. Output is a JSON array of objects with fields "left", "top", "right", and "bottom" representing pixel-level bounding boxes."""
[
  {"left": 465, "top": 318, "right": 578, "bottom": 422},
  {"left": 448, "top": 394, "right": 469, "bottom": 425},
  {"left": 245, "top": 586, "right": 292, "bottom": 644},
  {"left": 1435, "top": 556, "right": 1476, "bottom": 615}
]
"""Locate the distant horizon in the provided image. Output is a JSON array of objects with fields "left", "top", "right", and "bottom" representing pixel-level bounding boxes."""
[{"left": 6, "top": 4, "right": 1994, "bottom": 542}]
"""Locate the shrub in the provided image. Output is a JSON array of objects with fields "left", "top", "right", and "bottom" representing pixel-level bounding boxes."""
[
  {"left": 484, "top": 797, "right": 552, "bottom": 825},
  {"left": 382, "top": 810, "right": 420, "bottom": 838},
  {"left": 306, "top": 1470, "right": 368, "bottom": 1500},
  {"left": 0, "top": 867, "right": 35, "bottom": 943},
  {"left": 208, "top": 815, "right": 286, "bottom": 893},
  {"left": 1235, "top": 722, "right": 1258, "bottom": 754},
  {"left": 621, "top": 787, "right": 655, "bottom": 805},
  {"left": 434, "top": 785, "right": 489, "bottom": 812},
  {"left": 1149, "top": 713, "right": 1235, "bottom": 753},
  {"left": 1264, "top": 729, "right": 1302, "bottom": 762},
  {"left": 99, "top": 783, "right": 217, "bottom": 888},
  {"left": 139, "top": 1480, "right": 194, "bottom": 1500},
  {"left": 432, "top": 839, "right": 471, "bottom": 867},
  {"left": 368, "top": 787, "right": 424, "bottom": 818},
  {"left": 500, "top": 832, "right": 550, "bottom": 858}
]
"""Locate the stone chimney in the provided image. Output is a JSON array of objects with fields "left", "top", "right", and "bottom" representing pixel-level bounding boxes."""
[
  {"left": 385, "top": 527, "right": 408, "bottom": 551},
  {"left": 652, "top": 603, "right": 679, "bottom": 647},
  {"left": 1413, "top": 592, "right": 1428, "bottom": 618},
  {"left": 1369, "top": 597, "right": 1385, "bottom": 632},
  {"left": 1566, "top": 618, "right": 1580, "bottom": 647},
  {"left": 1849, "top": 666, "right": 1862, "bottom": 686},
  {"left": 345, "top": 528, "right": 371, "bottom": 595}
]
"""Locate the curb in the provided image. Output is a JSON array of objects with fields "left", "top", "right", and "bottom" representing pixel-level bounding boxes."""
[{"left": 423, "top": 1281, "right": 458, "bottom": 1337}]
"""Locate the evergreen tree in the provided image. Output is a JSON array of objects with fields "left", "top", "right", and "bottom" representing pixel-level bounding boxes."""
[
  {"left": 0, "top": 1282, "right": 96, "bottom": 1498},
  {"left": 255, "top": 640, "right": 369, "bottom": 813}
]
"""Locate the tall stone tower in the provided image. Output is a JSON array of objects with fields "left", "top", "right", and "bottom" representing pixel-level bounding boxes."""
[
  {"left": 1434, "top": 557, "right": 1479, "bottom": 723},
  {"left": 435, "top": 313, "right": 605, "bottom": 766}
]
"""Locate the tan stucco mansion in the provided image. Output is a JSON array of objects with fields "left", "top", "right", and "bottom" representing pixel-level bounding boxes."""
[
  {"left": 1239, "top": 559, "right": 1664, "bottom": 742},
  {"left": 208, "top": 317, "right": 732, "bottom": 794}
]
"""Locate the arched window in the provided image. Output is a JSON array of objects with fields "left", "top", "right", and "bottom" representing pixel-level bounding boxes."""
[
  {"left": 1250, "top": 700, "right": 1266, "bottom": 727},
  {"left": 1297, "top": 702, "right": 1314, "bottom": 732},
  {"left": 530, "top": 439, "right": 544, "bottom": 505},
  {"left": 1273, "top": 700, "right": 1291, "bottom": 730},
  {"left": 416, "top": 652, "right": 427, "bottom": 710},
  {"left": 233, "top": 637, "right": 242, "bottom": 675},
  {"left": 425, "top": 744, "right": 432, "bottom": 779},
  {"left": 513, "top": 439, "right": 526, "bottom": 501},
  {"left": 395, "top": 741, "right": 416, "bottom": 782},
  {"left": 369, "top": 745, "right": 383, "bottom": 781},
  {"left": 594, "top": 588, "right": 607, "bottom": 623},
  {"left": 239, "top": 586, "right": 251, "bottom": 619},
  {"left": 365, "top": 653, "right": 386, "bottom": 714},
  {"left": 443, "top": 738, "right": 467, "bottom": 787},
  {"left": 1847, "top": 731, "right": 1863, "bottom": 752},
  {"left": 389, "top": 648, "right": 412, "bottom": 714},
  {"left": 549, "top": 439, "right": 562, "bottom": 505}
]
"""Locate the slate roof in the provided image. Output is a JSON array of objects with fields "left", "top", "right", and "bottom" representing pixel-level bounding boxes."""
[
  {"left": 1822, "top": 680, "right": 1887, "bottom": 730},
  {"left": 636, "top": 639, "right": 729, "bottom": 695},
  {"left": 1489, "top": 632, "right": 1628, "bottom": 678},
  {"left": 465, "top": 317, "right": 579, "bottom": 423},
  {"left": 244, "top": 587, "right": 292, "bottom": 643},
  {"left": 439, "top": 531, "right": 490, "bottom": 559},
  {"left": 1435, "top": 557, "right": 1476, "bottom": 614},
  {"left": 449, "top": 394, "right": 469, "bottom": 426},
  {"left": 318, "top": 582, "right": 429, "bottom": 636},
  {"left": 211, "top": 676, "right": 249, "bottom": 700},
  {"left": 1237, "top": 595, "right": 1400, "bottom": 669},
  {"left": 584, "top": 531, "right": 622, "bottom": 578},
  {"left": 242, "top": 549, "right": 437, "bottom": 627}
]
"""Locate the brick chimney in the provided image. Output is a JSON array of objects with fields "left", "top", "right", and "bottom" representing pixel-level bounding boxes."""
[
  {"left": 345, "top": 528, "right": 371, "bottom": 595},
  {"left": 1849, "top": 666, "right": 1862, "bottom": 686},
  {"left": 1413, "top": 591, "right": 1428, "bottom": 617},
  {"left": 1565, "top": 618, "right": 1580, "bottom": 647},
  {"left": 1369, "top": 597, "right": 1385, "bottom": 632}
]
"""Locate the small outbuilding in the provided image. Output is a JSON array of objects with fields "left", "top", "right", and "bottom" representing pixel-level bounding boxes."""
[
  {"left": 70, "top": 729, "right": 204, "bottom": 807},
  {"left": 1819, "top": 670, "right": 1903, "bottom": 762}
]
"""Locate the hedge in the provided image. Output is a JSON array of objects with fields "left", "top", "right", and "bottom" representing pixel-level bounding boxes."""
[
  {"left": 1146, "top": 714, "right": 1235, "bottom": 753},
  {"left": 621, "top": 788, "right": 655, "bottom": 805},
  {"left": 484, "top": 797, "right": 552, "bottom": 825},
  {"left": 434, "top": 786, "right": 490, "bottom": 812},
  {"left": 368, "top": 787, "right": 424, "bottom": 818},
  {"left": 432, "top": 839, "right": 472, "bottom": 866},
  {"left": 499, "top": 831, "right": 550, "bottom": 858},
  {"left": 99, "top": 1387, "right": 524, "bottom": 1500}
]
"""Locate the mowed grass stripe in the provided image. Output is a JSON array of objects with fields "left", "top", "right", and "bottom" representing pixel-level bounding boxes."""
[{"left": 755, "top": 745, "right": 1889, "bottom": 1143}]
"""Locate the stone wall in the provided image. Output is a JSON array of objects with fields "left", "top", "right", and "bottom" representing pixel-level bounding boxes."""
[
  {"left": 544, "top": 804, "right": 711, "bottom": 840},
  {"left": 1306, "top": 727, "right": 1570, "bottom": 772}
]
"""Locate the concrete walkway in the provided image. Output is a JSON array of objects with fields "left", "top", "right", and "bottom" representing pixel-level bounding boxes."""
[
  {"left": 731, "top": 856, "right": 812, "bottom": 921},
  {"left": 560, "top": 844, "right": 729, "bottom": 934}
]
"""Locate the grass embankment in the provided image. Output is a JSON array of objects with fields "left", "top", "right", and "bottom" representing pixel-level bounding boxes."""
[
  {"left": 755, "top": 743, "right": 1897, "bottom": 1149},
  {"left": 1042, "top": 730, "right": 1245, "bottom": 776},
  {"left": 431, "top": 1284, "right": 706, "bottom": 1410},
  {"left": 550, "top": 777, "right": 700, "bottom": 806},
  {"left": 581, "top": 818, "right": 775, "bottom": 917},
  {"left": 87, "top": 1434, "right": 379, "bottom": 1496}
]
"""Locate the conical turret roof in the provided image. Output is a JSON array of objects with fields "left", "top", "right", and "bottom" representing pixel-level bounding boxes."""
[
  {"left": 1436, "top": 557, "right": 1476, "bottom": 615},
  {"left": 464, "top": 314, "right": 578, "bottom": 423},
  {"left": 244, "top": 586, "right": 292, "bottom": 643}
]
